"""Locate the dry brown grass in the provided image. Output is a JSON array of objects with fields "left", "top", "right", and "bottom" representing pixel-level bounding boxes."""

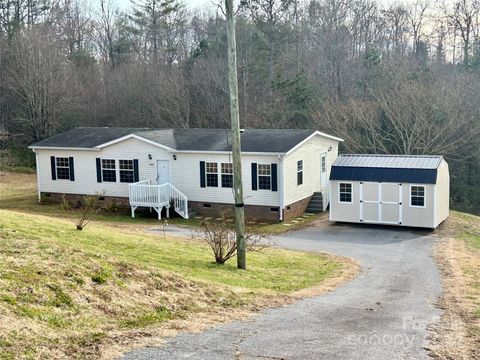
[
  {"left": 429, "top": 212, "right": 480, "bottom": 360},
  {"left": 0, "top": 206, "right": 357, "bottom": 360}
]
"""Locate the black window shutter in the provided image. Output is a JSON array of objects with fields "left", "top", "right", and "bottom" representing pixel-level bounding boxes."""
[
  {"left": 133, "top": 159, "right": 139, "bottom": 182},
  {"left": 69, "top": 157, "right": 75, "bottom": 181},
  {"left": 271, "top": 163, "right": 278, "bottom": 192},
  {"left": 251, "top": 163, "right": 258, "bottom": 190},
  {"left": 96, "top": 158, "right": 102, "bottom": 183},
  {"left": 50, "top": 156, "right": 56, "bottom": 180},
  {"left": 200, "top": 161, "right": 206, "bottom": 188}
]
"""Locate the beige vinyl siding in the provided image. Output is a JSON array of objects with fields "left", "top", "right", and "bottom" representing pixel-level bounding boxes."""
[
  {"left": 329, "top": 181, "right": 360, "bottom": 223},
  {"left": 36, "top": 138, "right": 165, "bottom": 197},
  {"left": 401, "top": 183, "right": 435, "bottom": 228},
  {"left": 283, "top": 134, "right": 339, "bottom": 206},
  {"left": 171, "top": 153, "right": 280, "bottom": 207},
  {"left": 330, "top": 180, "right": 440, "bottom": 228},
  {"left": 435, "top": 159, "right": 450, "bottom": 227},
  {"left": 36, "top": 138, "right": 280, "bottom": 207}
]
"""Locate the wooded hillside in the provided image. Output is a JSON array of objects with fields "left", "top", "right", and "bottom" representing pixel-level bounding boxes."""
[{"left": 1, "top": 0, "right": 479, "bottom": 214}]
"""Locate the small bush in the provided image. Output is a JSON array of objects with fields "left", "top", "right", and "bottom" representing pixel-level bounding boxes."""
[
  {"left": 62, "top": 195, "right": 101, "bottom": 230},
  {"left": 193, "top": 213, "right": 269, "bottom": 265}
]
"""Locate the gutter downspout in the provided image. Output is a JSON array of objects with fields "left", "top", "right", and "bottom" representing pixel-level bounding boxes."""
[
  {"left": 34, "top": 150, "right": 41, "bottom": 202},
  {"left": 279, "top": 154, "right": 285, "bottom": 221}
]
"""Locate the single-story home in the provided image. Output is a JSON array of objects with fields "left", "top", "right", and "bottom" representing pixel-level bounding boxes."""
[
  {"left": 329, "top": 154, "right": 449, "bottom": 228},
  {"left": 29, "top": 127, "right": 343, "bottom": 221}
]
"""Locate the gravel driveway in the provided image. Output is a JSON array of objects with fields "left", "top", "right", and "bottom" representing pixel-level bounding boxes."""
[{"left": 121, "top": 221, "right": 442, "bottom": 360}]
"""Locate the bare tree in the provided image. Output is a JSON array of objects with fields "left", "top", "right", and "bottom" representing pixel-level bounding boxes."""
[{"left": 7, "top": 28, "right": 70, "bottom": 141}]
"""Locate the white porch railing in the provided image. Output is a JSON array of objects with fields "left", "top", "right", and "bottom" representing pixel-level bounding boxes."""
[{"left": 128, "top": 180, "right": 189, "bottom": 219}]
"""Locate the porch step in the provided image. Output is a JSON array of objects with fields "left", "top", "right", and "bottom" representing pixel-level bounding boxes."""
[{"left": 306, "top": 192, "right": 324, "bottom": 213}]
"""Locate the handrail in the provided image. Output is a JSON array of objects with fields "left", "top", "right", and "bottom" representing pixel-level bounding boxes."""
[{"left": 128, "top": 181, "right": 188, "bottom": 219}]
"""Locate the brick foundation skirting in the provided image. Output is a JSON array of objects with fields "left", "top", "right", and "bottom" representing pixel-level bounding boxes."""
[
  {"left": 41, "top": 192, "right": 130, "bottom": 211},
  {"left": 41, "top": 192, "right": 314, "bottom": 222},
  {"left": 282, "top": 195, "right": 313, "bottom": 221},
  {"left": 188, "top": 201, "right": 280, "bottom": 222}
]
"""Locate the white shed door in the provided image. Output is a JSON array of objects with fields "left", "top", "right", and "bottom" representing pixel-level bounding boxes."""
[{"left": 360, "top": 182, "right": 403, "bottom": 225}]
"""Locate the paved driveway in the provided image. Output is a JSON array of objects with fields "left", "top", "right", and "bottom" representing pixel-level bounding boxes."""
[{"left": 122, "top": 221, "right": 442, "bottom": 360}]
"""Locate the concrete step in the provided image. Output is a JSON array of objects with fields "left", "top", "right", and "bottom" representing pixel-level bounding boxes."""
[
  {"left": 306, "top": 208, "right": 323, "bottom": 213},
  {"left": 307, "top": 205, "right": 323, "bottom": 211}
]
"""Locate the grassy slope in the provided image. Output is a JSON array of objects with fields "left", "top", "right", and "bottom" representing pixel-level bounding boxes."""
[
  {"left": 0, "top": 171, "right": 321, "bottom": 233},
  {"left": 432, "top": 211, "right": 480, "bottom": 359},
  {"left": 0, "top": 172, "right": 349, "bottom": 359}
]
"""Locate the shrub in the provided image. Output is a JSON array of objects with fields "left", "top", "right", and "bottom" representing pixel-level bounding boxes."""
[
  {"left": 193, "top": 214, "right": 269, "bottom": 265},
  {"left": 62, "top": 195, "right": 101, "bottom": 230}
]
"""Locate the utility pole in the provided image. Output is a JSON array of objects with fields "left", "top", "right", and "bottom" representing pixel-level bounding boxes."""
[{"left": 225, "top": 0, "right": 246, "bottom": 270}]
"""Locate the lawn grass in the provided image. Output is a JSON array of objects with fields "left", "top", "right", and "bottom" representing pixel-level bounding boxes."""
[
  {"left": 1, "top": 210, "right": 338, "bottom": 292},
  {"left": 0, "top": 171, "right": 321, "bottom": 233},
  {"left": 434, "top": 211, "right": 480, "bottom": 358},
  {"left": 0, "top": 195, "right": 348, "bottom": 358}
]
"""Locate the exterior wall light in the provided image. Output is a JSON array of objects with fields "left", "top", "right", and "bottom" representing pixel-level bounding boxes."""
[
  {"left": 328, "top": 146, "right": 333, "bottom": 152},
  {"left": 173, "top": 154, "right": 177, "bottom": 160},
  {"left": 148, "top": 154, "right": 152, "bottom": 160}
]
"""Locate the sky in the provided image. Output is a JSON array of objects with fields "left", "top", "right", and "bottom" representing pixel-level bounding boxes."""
[{"left": 113, "top": 0, "right": 454, "bottom": 12}]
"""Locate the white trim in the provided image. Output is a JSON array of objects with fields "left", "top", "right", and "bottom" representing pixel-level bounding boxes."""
[
  {"left": 409, "top": 184, "right": 426, "bottom": 208},
  {"left": 432, "top": 184, "right": 437, "bottom": 228},
  {"left": 328, "top": 180, "right": 332, "bottom": 221},
  {"left": 399, "top": 184, "right": 403, "bottom": 225},
  {"left": 338, "top": 182, "right": 353, "bottom": 204},
  {"left": 359, "top": 182, "right": 363, "bottom": 221},
  {"left": 320, "top": 152, "right": 327, "bottom": 189},
  {"left": 286, "top": 131, "right": 343, "bottom": 156},
  {"left": 28, "top": 146, "right": 99, "bottom": 151},
  {"left": 177, "top": 150, "right": 284, "bottom": 156},
  {"left": 296, "top": 159, "right": 303, "bottom": 186},
  {"left": 279, "top": 155, "right": 285, "bottom": 221},
  {"left": 95, "top": 134, "right": 177, "bottom": 152},
  {"left": 257, "top": 163, "right": 272, "bottom": 191},
  {"left": 100, "top": 158, "right": 117, "bottom": 182},
  {"left": 378, "top": 183, "right": 382, "bottom": 222},
  {"left": 34, "top": 150, "right": 41, "bottom": 202}
]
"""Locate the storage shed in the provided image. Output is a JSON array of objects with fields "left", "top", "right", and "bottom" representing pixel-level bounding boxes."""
[{"left": 329, "top": 154, "right": 449, "bottom": 229}]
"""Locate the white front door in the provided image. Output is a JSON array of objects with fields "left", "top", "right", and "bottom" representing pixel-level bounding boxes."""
[
  {"left": 157, "top": 160, "right": 170, "bottom": 184},
  {"left": 320, "top": 153, "right": 327, "bottom": 188}
]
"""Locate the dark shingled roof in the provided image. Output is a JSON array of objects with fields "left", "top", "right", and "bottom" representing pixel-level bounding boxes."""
[
  {"left": 30, "top": 127, "right": 320, "bottom": 153},
  {"left": 330, "top": 154, "right": 444, "bottom": 184},
  {"left": 30, "top": 127, "right": 149, "bottom": 149}
]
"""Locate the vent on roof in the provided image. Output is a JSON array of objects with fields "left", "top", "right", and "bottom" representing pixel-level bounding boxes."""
[{"left": 239, "top": 128, "right": 245, "bottom": 133}]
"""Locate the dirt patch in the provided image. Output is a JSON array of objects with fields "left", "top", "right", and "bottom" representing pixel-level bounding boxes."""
[{"left": 428, "top": 216, "right": 480, "bottom": 359}]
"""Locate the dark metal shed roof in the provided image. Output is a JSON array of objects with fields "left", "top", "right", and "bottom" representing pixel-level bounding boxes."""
[
  {"left": 30, "top": 127, "right": 324, "bottom": 153},
  {"left": 330, "top": 154, "right": 443, "bottom": 184}
]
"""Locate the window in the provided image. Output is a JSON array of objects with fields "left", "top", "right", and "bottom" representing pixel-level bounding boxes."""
[
  {"left": 339, "top": 183, "right": 352, "bottom": 203},
  {"left": 56, "top": 157, "right": 70, "bottom": 180},
  {"left": 297, "top": 160, "right": 303, "bottom": 185},
  {"left": 410, "top": 186, "right": 425, "bottom": 207},
  {"left": 321, "top": 155, "right": 326, "bottom": 172},
  {"left": 206, "top": 162, "right": 218, "bottom": 187},
  {"left": 102, "top": 159, "right": 116, "bottom": 182},
  {"left": 258, "top": 164, "right": 271, "bottom": 190},
  {"left": 119, "top": 160, "right": 134, "bottom": 183},
  {"left": 221, "top": 163, "right": 233, "bottom": 188}
]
